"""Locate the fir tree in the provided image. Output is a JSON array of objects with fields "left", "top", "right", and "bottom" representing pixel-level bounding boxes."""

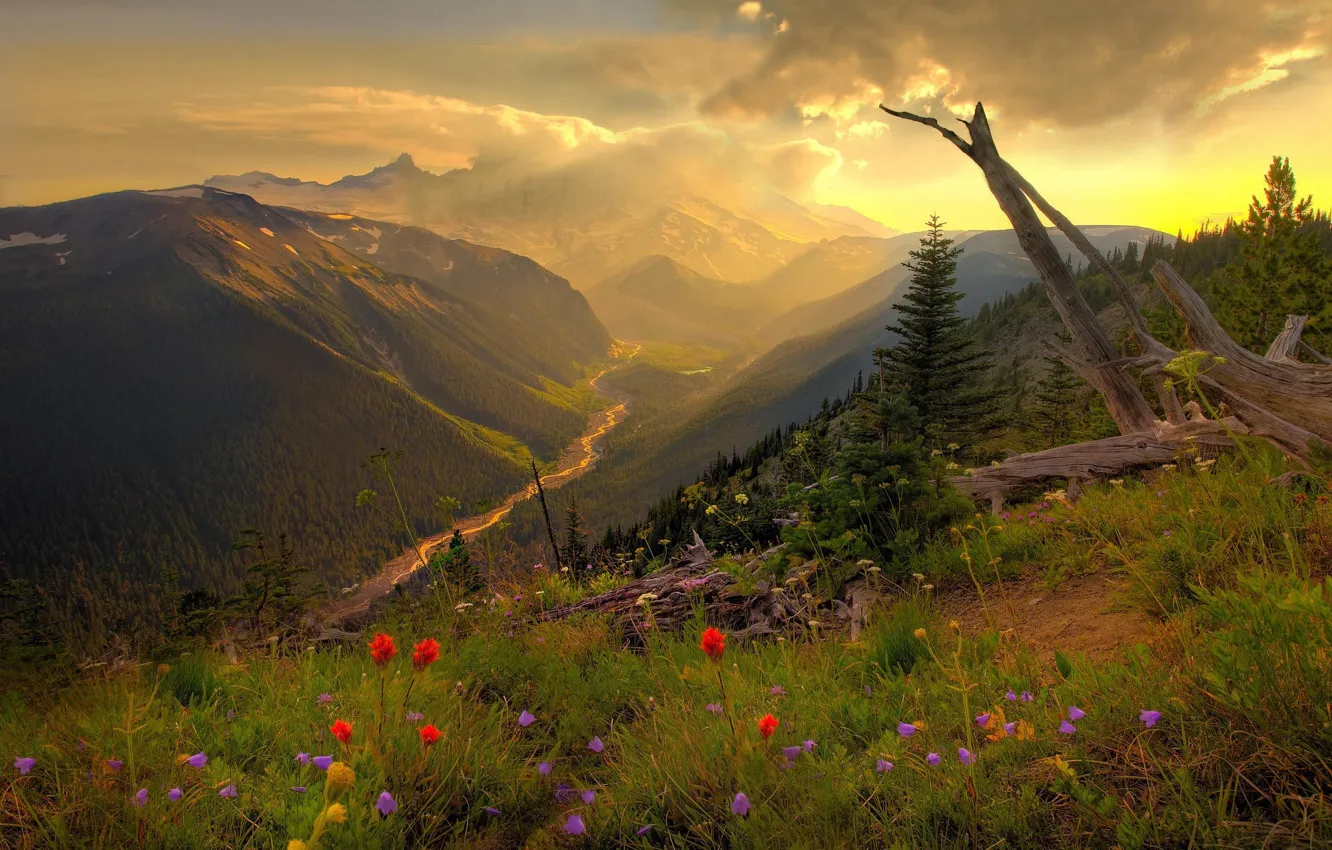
[
  {"left": 885, "top": 214, "right": 1003, "bottom": 449},
  {"left": 1029, "top": 355, "right": 1083, "bottom": 448},
  {"left": 563, "top": 501, "right": 590, "bottom": 575},
  {"left": 1217, "top": 156, "right": 1329, "bottom": 351}
]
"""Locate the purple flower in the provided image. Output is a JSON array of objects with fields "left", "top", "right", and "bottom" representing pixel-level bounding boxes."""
[
  {"left": 556, "top": 783, "right": 576, "bottom": 803},
  {"left": 770, "top": 685, "right": 787, "bottom": 696},
  {"left": 406, "top": 711, "right": 424, "bottom": 722},
  {"left": 705, "top": 703, "right": 723, "bottom": 714},
  {"left": 14, "top": 757, "right": 34, "bottom": 776},
  {"left": 587, "top": 736, "right": 605, "bottom": 753},
  {"left": 1000, "top": 511, "right": 1010, "bottom": 520},
  {"left": 168, "top": 787, "right": 182, "bottom": 801},
  {"left": 375, "top": 791, "right": 397, "bottom": 817},
  {"left": 958, "top": 748, "right": 975, "bottom": 766},
  {"left": 564, "top": 814, "right": 586, "bottom": 835},
  {"left": 731, "top": 792, "right": 751, "bottom": 817},
  {"left": 219, "top": 784, "right": 237, "bottom": 798},
  {"left": 803, "top": 739, "right": 816, "bottom": 753},
  {"left": 518, "top": 711, "right": 535, "bottom": 728},
  {"left": 538, "top": 760, "right": 552, "bottom": 776},
  {"left": 1020, "top": 691, "right": 1033, "bottom": 702},
  {"left": 782, "top": 745, "right": 802, "bottom": 764},
  {"left": 1003, "top": 721, "right": 1016, "bottom": 735},
  {"left": 187, "top": 752, "right": 207, "bottom": 768},
  {"left": 975, "top": 713, "right": 990, "bottom": 727},
  {"left": 1163, "top": 529, "right": 1173, "bottom": 537},
  {"left": 134, "top": 788, "right": 149, "bottom": 807},
  {"left": 897, "top": 722, "right": 917, "bottom": 738},
  {"left": 581, "top": 789, "right": 596, "bottom": 804},
  {"left": 1068, "top": 706, "right": 1085, "bottom": 721},
  {"left": 313, "top": 756, "right": 333, "bottom": 770},
  {"left": 514, "top": 595, "right": 522, "bottom": 602},
  {"left": 107, "top": 759, "right": 124, "bottom": 773},
  {"left": 926, "top": 752, "right": 941, "bottom": 766},
  {"left": 876, "top": 759, "right": 894, "bottom": 773},
  {"left": 1005, "top": 690, "right": 1017, "bottom": 701},
  {"left": 1059, "top": 720, "right": 1077, "bottom": 735},
  {"left": 637, "top": 825, "right": 653, "bottom": 836},
  {"left": 505, "top": 611, "right": 512, "bottom": 618},
  {"left": 295, "top": 752, "right": 310, "bottom": 766},
  {"left": 317, "top": 693, "right": 333, "bottom": 704},
  {"left": 1140, "top": 709, "right": 1162, "bottom": 728},
  {"left": 226, "top": 710, "right": 235, "bottom": 722},
  {"left": 484, "top": 806, "right": 501, "bottom": 816},
  {"left": 1156, "top": 490, "right": 1165, "bottom": 497},
  {"left": 863, "top": 686, "right": 872, "bottom": 697},
  {"left": 291, "top": 786, "right": 307, "bottom": 793}
]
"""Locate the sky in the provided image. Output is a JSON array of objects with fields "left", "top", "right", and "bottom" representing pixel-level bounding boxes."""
[{"left": 4, "top": 0, "right": 1332, "bottom": 233}]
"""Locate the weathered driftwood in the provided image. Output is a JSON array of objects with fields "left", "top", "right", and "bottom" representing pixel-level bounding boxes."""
[
  {"left": 882, "top": 100, "right": 1332, "bottom": 504},
  {"left": 1266, "top": 315, "right": 1308, "bottom": 363}
]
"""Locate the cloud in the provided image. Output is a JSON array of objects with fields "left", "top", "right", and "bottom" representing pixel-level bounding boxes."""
[{"left": 671, "top": 0, "right": 1331, "bottom": 129}]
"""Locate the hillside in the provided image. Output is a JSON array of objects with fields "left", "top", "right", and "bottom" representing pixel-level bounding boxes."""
[{"left": 0, "top": 187, "right": 610, "bottom": 637}]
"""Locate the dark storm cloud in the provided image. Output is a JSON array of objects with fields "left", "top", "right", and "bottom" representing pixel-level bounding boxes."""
[{"left": 667, "top": 0, "right": 1331, "bottom": 127}]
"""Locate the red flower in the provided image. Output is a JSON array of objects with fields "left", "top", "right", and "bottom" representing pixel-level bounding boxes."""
[
  {"left": 757, "top": 714, "right": 779, "bottom": 739},
  {"left": 700, "top": 627, "right": 726, "bottom": 662},
  {"left": 368, "top": 633, "right": 397, "bottom": 666},
  {"left": 330, "top": 719, "right": 353, "bottom": 744},
  {"left": 419, "top": 724, "right": 441, "bottom": 746},
  {"left": 412, "top": 638, "right": 440, "bottom": 670}
]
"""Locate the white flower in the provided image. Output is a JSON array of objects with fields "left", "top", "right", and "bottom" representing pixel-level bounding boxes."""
[
  {"left": 454, "top": 602, "right": 474, "bottom": 610},
  {"left": 808, "top": 620, "right": 821, "bottom": 628}
]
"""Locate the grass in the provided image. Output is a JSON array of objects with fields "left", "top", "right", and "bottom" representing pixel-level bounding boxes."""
[{"left": 2, "top": 458, "right": 1330, "bottom": 848}]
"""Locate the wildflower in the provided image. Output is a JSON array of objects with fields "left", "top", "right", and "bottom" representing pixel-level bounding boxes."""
[
  {"left": 1059, "top": 720, "right": 1077, "bottom": 735},
  {"left": 1109, "top": 479, "right": 1124, "bottom": 486},
  {"left": 412, "top": 638, "right": 440, "bottom": 670},
  {"left": 863, "top": 686, "right": 872, "bottom": 697},
  {"left": 782, "top": 745, "right": 802, "bottom": 765},
  {"left": 705, "top": 703, "right": 723, "bottom": 714},
  {"left": 1020, "top": 691, "right": 1033, "bottom": 702},
  {"left": 565, "top": 814, "right": 586, "bottom": 835},
  {"left": 948, "top": 619, "right": 960, "bottom": 631},
  {"left": 808, "top": 619, "right": 821, "bottom": 628},
  {"left": 295, "top": 752, "right": 310, "bottom": 766},
  {"left": 134, "top": 788, "right": 149, "bottom": 807},
  {"left": 107, "top": 759, "right": 124, "bottom": 773},
  {"left": 368, "top": 633, "right": 397, "bottom": 666},
  {"left": 226, "top": 710, "right": 235, "bottom": 721},
  {"left": 758, "top": 714, "right": 779, "bottom": 739},
  {"left": 637, "top": 825, "right": 653, "bottom": 836},
  {"left": 581, "top": 789, "right": 596, "bottom": 804},
  {"left": 420, "top": 724, "right": 441, "bottom": 746},
  {"left": 290, "top": 841, "right": 307, "bottom": 850},
  {"left": 770, "top": 685, "right": 787, "bottom": 696},
  {"left": 406, "top": 710, "right": 424, "bottom": 722},
  {"left": 168, "top": 787, "right": 182, "bottom": 801},
  {"left": 291, "top": 786, "right": 307, "bottom": 793},
  {"left": 1068, "top": 706, "right": 1085, "bottom": 721},
  {"left": 326, "top": 762, "right": 355, "bottom": 794},
  {"left": 538, "top": 760, "right": 552, "bottom": 776},
  {"left": 187, "top": 752, "right": 207, "bottom": 768},
  {"left": 375, "top": 791, "right": 397, "bottom": 817},
  {"left": 876, "top": 759, "right": 894, "bottom": 773},
  {"left": 219, "top": 784, "right": 238, "bottom": 798},
  {"left": 313, "top": 756, "right": 333, "bottom": 771},
  {"left": 975, "top": 713, "right": 990, "bottom": 727},
  {"left": 803, "top": 739, "right": 816, "bottom": 752},
  {"left": 330, "top": 719, "right": 353, "bottom": 744},
  {"left": 587, "top": 736, "right": 605, "bottom": 753},
  {"left": 518, "top": 711, "right": 535, "bottom": 727},
  {"left": 1005, "top": 689, "right": 1016, "bottom": 701},
  {"left": 700, "top": 627, "right": 726, "bottom": 661},
  {"left": 732, "top": 792, "right": 751, "bottom": 817},
  {"left": 897, "top": 722, "right": 917, "bottom": 738},
  {"left": 1003, "top": 721, "right": 1016, "bottom": 735},
  {"left": 735, "top": 493, "right": 749, "bottom": 505},
  {"left": 454, "top": 602, "right": 473, "bottom": 610},
  {"left": 926, "top": 752, "right": 941, "bottom": 765},
  {"left": 1140, "top": 709, "right": 1162, "bottom": 728},
  {"left": 317, "top": 693, "right": 333, "bottom": 704},
  {"left": 1163, "top": 529, "right": 1172, "bottom": 537},
  {"left": 913, "top": 628, "right": 927, "bottom": 639},
  {"left": 324, "top": 803, "right": 348, "bottom": 824},
  {"left": 484, "top": 806, "right": 501, "bottom": 816},
  {"left": 635, "top": 592, "right": 658, "bottom": 607},
  {"left": 556, "top": 783, "right": 576, "bottom": 802},
  {"left": 14, "top": 757, "right": 34, "bottom": 776}
]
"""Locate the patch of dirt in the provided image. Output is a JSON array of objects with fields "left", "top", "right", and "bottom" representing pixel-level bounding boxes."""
[{"left": 934, "top": 569, "right": 1157, "bottom": 663}]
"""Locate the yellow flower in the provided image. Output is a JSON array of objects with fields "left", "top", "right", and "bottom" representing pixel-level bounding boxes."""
[
  {"left": 913, "top": 628, "right": 927, "bottom": 640},
  {"left": 288, "top": 842, "right": 308, "bottom": 850},
  {"left": 324, "top": 803, "right": 348, "bottom": 824},
  {"left": 948, "top": 619, "right": 961, "bottom": 631},
  {"left": 734, "top": 493, "right": 749, "bottom": 505},
  {"left": 325, "top": 762, "right": 355, "bottom": 794}
]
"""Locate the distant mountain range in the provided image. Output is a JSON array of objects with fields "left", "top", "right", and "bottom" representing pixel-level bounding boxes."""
[
  {"left": 0, "top": 186, "right": 610, "bottom": 610},
  {"left": 206, "top": 154, "right": 899, "bottom": 288}
]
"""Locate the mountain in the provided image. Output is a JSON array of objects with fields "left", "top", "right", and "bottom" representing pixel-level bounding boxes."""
[
  {"left": 0, "top": 186, "right": 610, "bottom": 623},
  {"left": 585, "top": 255, "right": 779, "bottom": 349},
  {"left": 206, "top": 155, "right": 888, "bottom": 288},
  {"left": 275, "top": 208, "right": 610, "bottom": 378}
]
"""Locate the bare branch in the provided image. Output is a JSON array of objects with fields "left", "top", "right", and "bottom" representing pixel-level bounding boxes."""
[{"left": 877, "top": 105, "right": 973, "bottom": 156}]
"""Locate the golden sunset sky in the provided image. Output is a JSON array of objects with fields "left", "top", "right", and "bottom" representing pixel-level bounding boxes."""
[{"left": 3, "top": 0, "right": 1331, "bottom": 233}]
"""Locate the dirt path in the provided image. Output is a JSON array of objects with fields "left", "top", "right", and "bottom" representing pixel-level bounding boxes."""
[
  {"left": 326, "top": 348, "right": 638, "bottom": 621},
  {"left": 933, "top": 569, "right": 1158, "bottom": 663}
]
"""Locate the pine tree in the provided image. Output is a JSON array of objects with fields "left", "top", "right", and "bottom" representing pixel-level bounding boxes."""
[
  {"left": 1029, "top": 355, "right": 1083, "bottom": 448},
  {"left": 1217, "top": 156, "right": 1329, "bottom": 351},
  {"left": 885, "top": 214, "right": 1003, "bottom": 449},
  {"left": 563, "top": 501, "right": 590, "bottom": 575}
]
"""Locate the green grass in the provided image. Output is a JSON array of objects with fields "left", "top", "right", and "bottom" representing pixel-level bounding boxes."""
[
  {"left": 3, "top": 461, "right": 1330, "bottom": 848},
  {"left": 633, "top": 341, "right": 733, "bottom": 372}
]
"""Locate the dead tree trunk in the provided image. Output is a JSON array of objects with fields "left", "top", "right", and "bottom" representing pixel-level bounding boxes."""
[{"left": 880, "top": 100, "right": 1332, "bottom": 504}]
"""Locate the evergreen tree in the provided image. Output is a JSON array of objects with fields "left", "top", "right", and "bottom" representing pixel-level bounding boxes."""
[
  {"left": 563, "top": 501, "right": 590, "bottom": 575},
  {"left": 1029, "top": 355, "right": 1083, "bottom": 448},
  {"left": 885, "top": 214, "right": 1003, "bottom": 450},
  {"left": 1217, "top": 156, "right": 1329, "bottom": 351}
]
